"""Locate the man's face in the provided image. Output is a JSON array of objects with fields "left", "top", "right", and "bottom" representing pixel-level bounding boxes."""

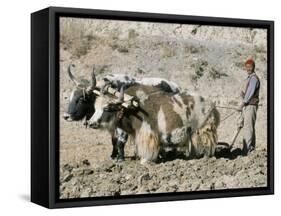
[{"left": 245, "top": 63, "right": 254, "bottom": 75}]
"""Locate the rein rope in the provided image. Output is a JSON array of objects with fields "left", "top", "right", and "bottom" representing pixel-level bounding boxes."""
[
  {"left": 220, "top": 110, "right": 237, "bottom": 123},
  {"left": 215, "top": 105, "right": 240, "bottom": 123},
  {"left": 215, "top": 105, "right": 240, "bottom": 111}
]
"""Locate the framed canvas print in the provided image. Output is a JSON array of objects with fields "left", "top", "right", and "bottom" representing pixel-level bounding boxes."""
[{"left": 31, "top": 6, "right": 274, "bottom": 208}]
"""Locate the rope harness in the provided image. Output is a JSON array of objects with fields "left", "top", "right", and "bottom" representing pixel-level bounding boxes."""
[
  {"left": 116, "top": 107, "right": 126, "bottom": 120},
  {"left": 215, "top": 105, "right": 240, "bottom": 123}
]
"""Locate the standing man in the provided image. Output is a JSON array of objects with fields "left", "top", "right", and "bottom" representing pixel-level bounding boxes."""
[{"left": 239, "top": 59, "right": 260, "bottom": 156}]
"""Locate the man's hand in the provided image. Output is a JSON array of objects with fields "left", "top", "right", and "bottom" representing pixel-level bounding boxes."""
[{"left": 237, "top": 102, "right": 245, "bottom": 112}]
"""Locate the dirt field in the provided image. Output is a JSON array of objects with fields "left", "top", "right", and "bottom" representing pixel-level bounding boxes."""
[
  {"left": 59, "top": 17, "right": 268, "bottom": 199},
  {"left": 59, "top": 120, "right": 267, "bottom": 198}
]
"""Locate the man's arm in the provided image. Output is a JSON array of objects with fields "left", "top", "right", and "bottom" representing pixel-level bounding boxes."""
[{"left": 243, "top": 76, "right": 259, "bottom": 104}]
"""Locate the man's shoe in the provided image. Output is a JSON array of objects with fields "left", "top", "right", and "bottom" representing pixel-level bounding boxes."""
[
  {"left": 248, "top": 146, "right": 255, "bottom": 153},
  {"left": 242, "top": 146, "right": 255, "bottom": 156}
]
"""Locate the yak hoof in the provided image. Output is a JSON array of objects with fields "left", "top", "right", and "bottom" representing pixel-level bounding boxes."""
[
  {"left": 109, "top": 156, "right": 117, "bottom": 162},
  {"left": 116, "top": 157, "right": 125, "bottom": 163},
  {"left": 140, "top": 158, "right": 148, "bottom": 165}
]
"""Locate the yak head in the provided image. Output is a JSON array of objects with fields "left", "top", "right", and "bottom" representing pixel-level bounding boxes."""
[
  {"left": 88, "top": 84, "right": 125, "bottom": 130},
  {"left": 63, "top": 64, "right": 97, "bottom": 122}
]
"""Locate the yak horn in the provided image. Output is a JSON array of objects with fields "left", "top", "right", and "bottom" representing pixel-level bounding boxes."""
[
  {"left": 95, "top": 85, "right": 138, "bottom": 108},
  {"left": 90, "top": 65, "right": 97, "bottom": 90},
  {"left": 117, "top": 85, "right": 124, "bottom": 103},
  {"left": 67, "top": 64, "right": 80, "bottom": 86}
]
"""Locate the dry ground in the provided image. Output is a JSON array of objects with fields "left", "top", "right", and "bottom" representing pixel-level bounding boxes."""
[{"left": 59, "top": 18, "right": 268, "bottom": 198}]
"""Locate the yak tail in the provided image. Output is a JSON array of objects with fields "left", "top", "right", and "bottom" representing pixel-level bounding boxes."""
[
  {"left": 191, "top": 108, "right": 220, "bottom": 157},
  {"left": 135, "top": 121, "right": 160, "bottom": 163}
]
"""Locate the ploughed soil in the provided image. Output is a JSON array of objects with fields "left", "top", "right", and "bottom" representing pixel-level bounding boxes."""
[{"left": 59, "top": 119, "right": 267, "bottom": 199}]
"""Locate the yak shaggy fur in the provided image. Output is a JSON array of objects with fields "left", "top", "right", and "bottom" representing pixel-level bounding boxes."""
[
  {"left": 135, "top": 121, "right": 160, "bottom": 164},
  {"left": 125, "top": 85, "right": 220, "bottom": 162},
  {"left": 90, "top": 84, "right": 220, "bottom": 162},
  {"left": 191, "top": 108, "right": 220, "bottom": 157}
]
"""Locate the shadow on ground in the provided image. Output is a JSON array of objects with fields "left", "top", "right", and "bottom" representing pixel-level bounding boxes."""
[
  {"left": 215, "top": 142, "right": 243, "bottom": 159},
  {"left": 156, "top": 142, "right": 244, "bottom": 163}
]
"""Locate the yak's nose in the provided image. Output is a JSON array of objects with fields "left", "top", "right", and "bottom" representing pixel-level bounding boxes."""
[
  {"left": 63, "top": 113, "right": 71, "bottom": 120},
  {"left": 89, "top": 121, "right": 99, "bottom": 129}
]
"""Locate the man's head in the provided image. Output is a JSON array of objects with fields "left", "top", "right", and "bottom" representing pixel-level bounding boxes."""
[{"left": 244, "top": 59, "right": 255, "bottom": 75}]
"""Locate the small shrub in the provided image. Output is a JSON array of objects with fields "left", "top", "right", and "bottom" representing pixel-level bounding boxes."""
[
  {"left": 160, "top": 46, "right": 175, "bottom": 58},
  {"left": 94, "top": 65, "right": 108, "bottom": 75},
  {"left": 73, "top": 36, "right": 93, "bottom": 58},
  {"left": 117, "top": 46, "right": 129, "bottom": 53},
  {"left": 85, "top": 34, "right": 97, "bottom": 42},
  {"left": 234, "top": 50, "right": 242, "bottom": 56},
  {"left": 136, "top": 68, "right": 146, "bottom": 75},
  {"left": 185, "top": 45, "right": 200, "bottom": 54},
  {"left": 195, "top": 65, "right": 204, "bottom": 78},
  {"left": 234, "top": 61, "right": 244, "bottom": 68},
  {"left": 60, "top": 19, "right": 97, "bottom": 58},
  {"left": 254, "top": 44, "right": 266, "bottom": 53},
  {"left": 128, "top": 29, "right": 139, "bottom": 40},
  {"left": 208, "top": 67, "right": 228, "bottom": 79},
  {"left": 109, "top": 42, "right": 119, "bottom": 50},
  {"left": 191, "top": 25, "right": 201, "bottom": 35},
  {"left": 229, "top": 100, "right": 239, "bottom": 106},
  {"left": 109, "top": 41, "right": 129, "bottom": 53},
  {"left": 191, "top": 60, "right": 208, "bottom": 81}
]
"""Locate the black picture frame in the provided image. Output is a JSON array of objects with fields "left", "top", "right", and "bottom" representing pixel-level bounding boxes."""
[{"left": 31, "top": 6, "right": 274, "bottom": 209}]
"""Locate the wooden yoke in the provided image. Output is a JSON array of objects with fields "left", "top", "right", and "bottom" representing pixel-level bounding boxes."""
[{"left": 93, "top": 81, "right": 139, "bottom": 108}]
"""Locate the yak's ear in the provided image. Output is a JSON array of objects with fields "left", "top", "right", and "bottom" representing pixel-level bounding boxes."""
[
  {"left": 90, "top": 65, "right": 97, "bottom": 90},
  {"left": 67, "top": 64, "right": 80, "bottom": 86}
]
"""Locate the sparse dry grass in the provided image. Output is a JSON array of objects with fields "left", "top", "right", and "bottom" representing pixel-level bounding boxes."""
[
  {"left": 209, "top": 67, "right": 228, "bottom": 80},
  {"left": 254, "top": 44, "right": 267, "bottom": 53},
  {"left": 60, "top": 18, "right": 99, "bottom": 58},
  {"left": 160, "top": 45, "right": 175, "bottom": 58}
]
